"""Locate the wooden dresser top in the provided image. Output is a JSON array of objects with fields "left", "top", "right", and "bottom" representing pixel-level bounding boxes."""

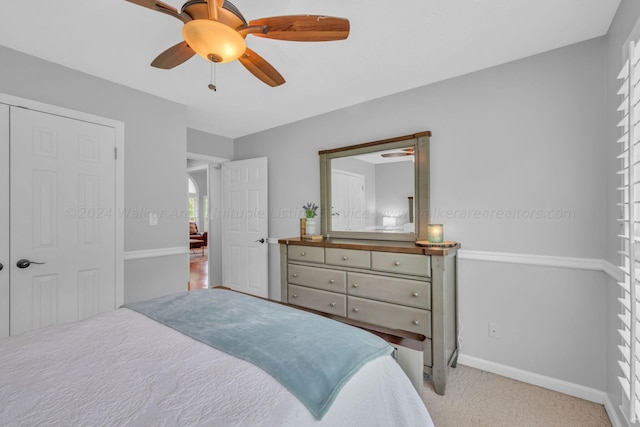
[{"left": 278, "top": 237, "right": 460, "bottom": 256}]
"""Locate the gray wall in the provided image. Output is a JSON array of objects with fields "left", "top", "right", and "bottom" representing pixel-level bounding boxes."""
[
  {"left": 235, "top": 37, "right": 608, "bottom": 391},
  {"left": 187, "top": 127, "right": 234, "bottom": 160},
  {"left": 605, "top": 1, "right": 640, "bottom": 425},
  {"left": 375, "top": 161, "right": 414, "bottom": 227},
  {"left": 0, "top": 45, "right": 189, "bottom": 303}
]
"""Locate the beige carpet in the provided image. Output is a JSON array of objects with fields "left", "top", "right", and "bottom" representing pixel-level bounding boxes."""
[{"left": 422, "top": 365, "right": 611, "bottom": 427}]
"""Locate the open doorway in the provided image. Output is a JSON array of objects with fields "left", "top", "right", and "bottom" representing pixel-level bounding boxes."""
[
  {"left": 187, "top": 163, "right": 208, "bottom": 289},
  {"left": 186, "top": 154, "right": 226, "bottom": 290},
  {"left": 187, "top": 161, "right": 208, "bottom": 289}
]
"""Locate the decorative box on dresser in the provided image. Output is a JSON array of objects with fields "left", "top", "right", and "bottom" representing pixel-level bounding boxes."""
[{"left": 279, "top": 237, "right": 459, "bottom": 395}]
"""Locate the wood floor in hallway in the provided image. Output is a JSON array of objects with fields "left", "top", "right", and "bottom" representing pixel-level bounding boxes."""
[{"left": 188, "top": 248, "right": 208, "bottom": 290}]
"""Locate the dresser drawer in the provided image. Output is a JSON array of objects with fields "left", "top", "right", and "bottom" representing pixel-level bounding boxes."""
[
  {"left": 288, "top": 284, "right": 347, "bottom": 316},
  {"left": 347, "top": 272, "right": 430, "bottom": 309},
  {"left": 288, "top": 264, "right": 346, "bottom": 293},
  {"left": 325, "top": 248, "right": 371, "bottom": 269},
  {"left": 347, "top": 296, "right": 430, "bottom": 336},
  {"left": 371, "top": 251, "right": 430, "bottom": 277},
  {"left": 288, "top": 245, "right": 325, "bottom": 263}
]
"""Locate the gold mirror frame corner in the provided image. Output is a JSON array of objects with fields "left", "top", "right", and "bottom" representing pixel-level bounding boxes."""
[{"left": 319, "top": 131, "right": 431, "bottom": 242}]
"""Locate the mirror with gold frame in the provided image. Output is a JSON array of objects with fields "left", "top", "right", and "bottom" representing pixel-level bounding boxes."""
[{"left": 319, "top": 132, "right": 431, "bottom": 241}]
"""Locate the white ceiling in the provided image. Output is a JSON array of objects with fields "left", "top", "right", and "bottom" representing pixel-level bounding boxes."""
[{"left": 0, "top": 0, "right": 620, "bottom": 139}]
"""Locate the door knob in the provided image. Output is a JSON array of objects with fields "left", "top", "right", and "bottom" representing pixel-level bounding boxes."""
[
  {"left": 255, "top": 238, "right": 266, "bottom": 244},
  {"left": 16, "top": 259, "right": 46, "bottom": 269}
]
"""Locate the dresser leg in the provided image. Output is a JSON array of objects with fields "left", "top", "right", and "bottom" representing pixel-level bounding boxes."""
[
  {"left": 432, "top": 367, "right": 446, "bottom": 395},
  {"left": 430, "top": 254, "right": 458, "bottom": 395}
]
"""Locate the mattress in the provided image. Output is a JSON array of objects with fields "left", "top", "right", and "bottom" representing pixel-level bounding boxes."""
[{"left": 0, "top": 306, "right": 434, "bottom": 426}]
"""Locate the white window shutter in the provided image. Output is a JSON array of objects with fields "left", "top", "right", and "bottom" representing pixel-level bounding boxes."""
[{"left": 618, "top": 39, "right": 640, "bottom": 424}]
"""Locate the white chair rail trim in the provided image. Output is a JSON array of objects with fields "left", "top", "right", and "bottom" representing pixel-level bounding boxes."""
[
  {"left": 458, "top": 250, "right": 622, "bottom": 281},
  {"left": 124, "top": 246, "right": 189, "bottom": 261}
]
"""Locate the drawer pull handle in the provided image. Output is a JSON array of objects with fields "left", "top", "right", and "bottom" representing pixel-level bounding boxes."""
[
  {"left": 329, "top": 279, "right": 335, "bottom": 284},
  {"left": 353, "top": 308, "right": 359, "bottom": 313},
  {"left": 292, "top": 273, "right": 298, "bottom": 277},
  {"left": 342, "top": 256, "right": 349, "bottom": 261},
  {"left": 412, "top": 292, "right": 419, "bottom": 297},
  {"left": 300, "top": 252, "right": 306, "bottom": 256},
  {"left": 394, "top": 261, "right": 401, "bottom": 266},
  {"left": 413, "top": 320, "right": 419, "bottom": 325},
  {"left": 330, "top": 302, "right": 336, "bottom": 307},
  {"left": 292, "top": 294, "right": 298, "bottom": 298},
  {"left": 352, "top": 283, "right": 359, "bottom": 288}
]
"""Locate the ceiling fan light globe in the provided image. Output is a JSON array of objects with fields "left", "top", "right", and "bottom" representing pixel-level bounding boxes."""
[{"left": 182, "top": 19, "right": 246, "bottom": 63}]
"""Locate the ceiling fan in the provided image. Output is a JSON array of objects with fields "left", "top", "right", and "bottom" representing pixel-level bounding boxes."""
[
  {"left": 381, "top": 148, "right": 414, "bottom": 158},
  {"left": 125, "top": 0, "right": 350, "bottom": 87}
]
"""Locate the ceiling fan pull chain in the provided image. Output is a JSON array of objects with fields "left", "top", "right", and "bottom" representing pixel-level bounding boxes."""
[{"left": 208, "top": 61, "right": 217, "bottom": 91}]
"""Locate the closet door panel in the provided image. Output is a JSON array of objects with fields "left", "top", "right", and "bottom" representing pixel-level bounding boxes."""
[
  {"left": 10, "top": 107, "right": 116, "bottom": 335},
  {"left": 0, "top": 104, "right": 8, "bottom": 338}
]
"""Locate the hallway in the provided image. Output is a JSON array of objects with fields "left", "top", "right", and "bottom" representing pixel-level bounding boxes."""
[{"left": 188, "top": 248, "right": 208, "bottom": 290}]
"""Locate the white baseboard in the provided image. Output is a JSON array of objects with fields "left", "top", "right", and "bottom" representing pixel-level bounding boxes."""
[
  {"left": 456, "top": 250, "right": 624, "bottom": 283},
  {"left": 603, "top": 394, "right": 625, "bottom": 427},
  {"left": 124, "top": 246, "right": 188, "bottom": 261},
  {"left": 458, "top": 354, "right": 606, "bottom": 404}
]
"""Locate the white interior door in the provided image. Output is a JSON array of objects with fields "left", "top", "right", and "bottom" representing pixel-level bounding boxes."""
[
  {"left": 0, "top": 104, "right": 9, "bottom": 338},
  {"left": 331, "top": 170, "right": 349, "bottom": 231},
  {"left": 332, "top": 169, "right": 365, "bottom": 231},
  {"left": 10, "top": 107, "right": 116, "bottom": 335},
  {"left": 221, "top": 158, "right": 268, "bottom": 298}
]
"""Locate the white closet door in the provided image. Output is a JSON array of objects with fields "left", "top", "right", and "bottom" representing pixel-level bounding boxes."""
[
  {"left": 10, "top": 107, "right": 117, "bottom": 335},
  {"left": 0, "top": 104, "right": 9, "bottom": 338}
]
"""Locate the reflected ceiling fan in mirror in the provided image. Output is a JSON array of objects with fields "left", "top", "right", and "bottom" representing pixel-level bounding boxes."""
[
  {"left": 125, "top": 0, "right": 350, "bottom": 87},
  {"left": 381, "top": 147, "right": 414, "bottom": 158}
]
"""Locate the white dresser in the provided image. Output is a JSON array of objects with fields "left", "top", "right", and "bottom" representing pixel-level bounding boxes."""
[{"left": 279, "top": 237, "right": 459, "bottom": 395}]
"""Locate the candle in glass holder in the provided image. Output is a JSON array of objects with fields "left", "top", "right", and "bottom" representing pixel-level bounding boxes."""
[{"left": 427, "top": 224, "right": 443, "bottom": 243}]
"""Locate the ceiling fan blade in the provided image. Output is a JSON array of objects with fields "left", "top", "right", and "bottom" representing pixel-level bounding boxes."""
[
  {"left": 381, "top": 152, "right": 412, "bottom": 157},
  {"left": 237, "top": 48, "right": 285, "bottom": 87},
  {"left": 151, "top": 41, "right": 196, "bottom": 69},
  {"left": 126, "top": 0, "right": 190, "bottom": 23},
  {"left": 248, "top": 15, "right": 350, "bottom": 41},
  {"left": 126, "top": 0, "right": 176, "bottom": 12}
]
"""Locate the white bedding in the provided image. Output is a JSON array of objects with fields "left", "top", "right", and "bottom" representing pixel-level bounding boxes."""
[{"left": 0, "top": 308, "right": 434, "bottom": 426}]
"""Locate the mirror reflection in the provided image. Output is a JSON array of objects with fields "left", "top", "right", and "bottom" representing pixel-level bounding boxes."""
[{"left": 330, "top": 147, "right": 415, "bottom": 233}]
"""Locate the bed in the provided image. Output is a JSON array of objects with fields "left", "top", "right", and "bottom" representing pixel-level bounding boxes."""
[{"left": 0, "top": 288, "right": 434, "bottom": 426}]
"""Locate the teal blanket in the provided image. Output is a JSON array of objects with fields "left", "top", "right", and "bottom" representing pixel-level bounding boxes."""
[{"left": 123, "top": 289, "right": 392, "bottom": 419}]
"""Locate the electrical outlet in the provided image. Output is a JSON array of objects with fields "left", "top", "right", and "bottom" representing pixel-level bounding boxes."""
[{"left": 488, "top": 322, "right": 500, "bottom": 338}]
